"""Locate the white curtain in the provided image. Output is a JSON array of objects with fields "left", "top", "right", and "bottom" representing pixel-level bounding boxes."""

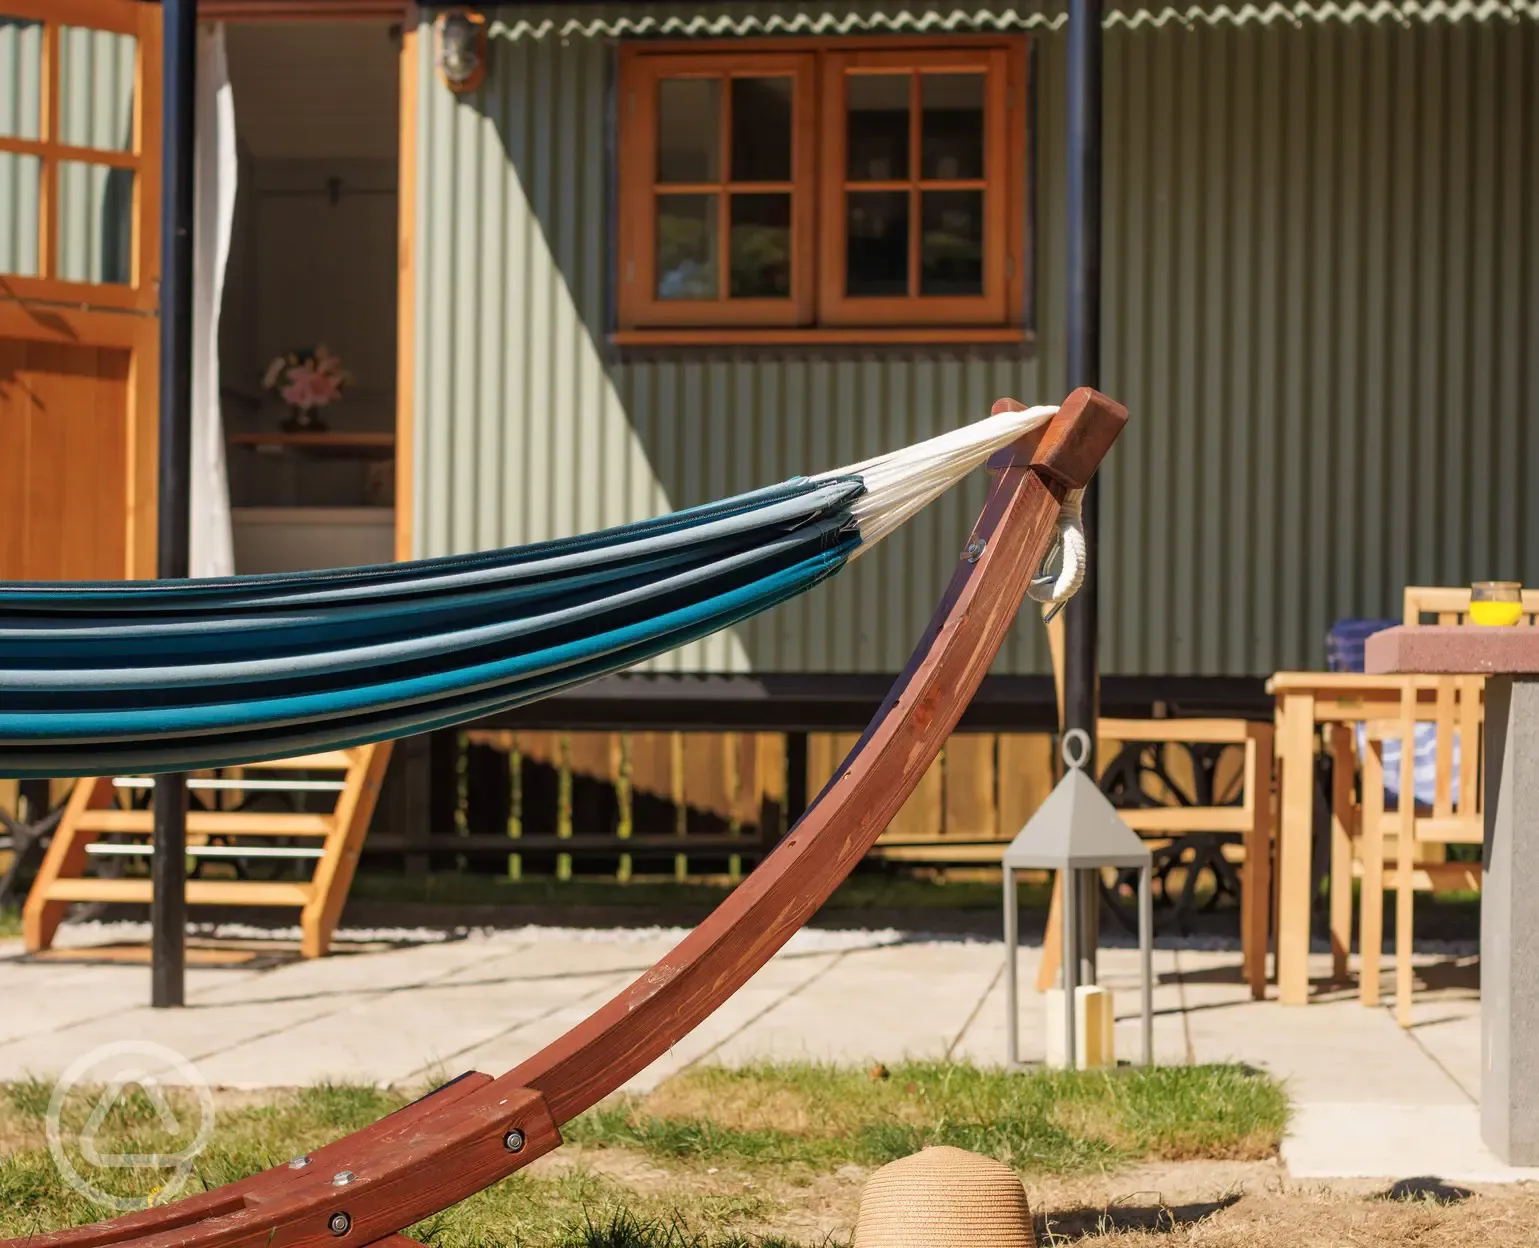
[{"left": 189, "top": 22, "right": 236, "bottom": 578}]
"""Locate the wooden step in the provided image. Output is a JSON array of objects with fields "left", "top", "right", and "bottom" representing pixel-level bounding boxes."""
[
  {"left": 42, "top": 878, "right": 313, "bottom": 906},
  {"left": 113, "top": 777, "right": 347, "bottom": 793},
  {"left": 85, "top": 843, "right": 326, "bottom": 860},
  {"left": 73, "top": 810, "right": 335, "bottom": 836},
  {"left": 240, "top": 751, "right": 356, "bottom": 771}
]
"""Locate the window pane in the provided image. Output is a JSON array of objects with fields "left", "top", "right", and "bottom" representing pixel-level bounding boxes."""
[
  {"left": 59, "top": 26, "right": 138, "bottom": 152},
  {"left": 656, "top": 193, "right": 717, "bottom": 300},
  {"left": 920, "top": 190, "right": 984, "bottom": 296},
  {"left": 921, "top": 74, "right": 985, "bottom": 181},
  {"left": 657, "top": 78, "right": 719, "bottom": 184},
  {"left": 731, "top": 78, "right": 793, "bottom": 183},
  {"left": 56, "top": 160, "right": 134, "bottom": 284},
  {"left": 0, "top": 151, "right": 41, "bottom": 276},
  {"left": 846, "top": 74, "right": 909, "bottom": 182},
  {"left": 0, "top": 17, "right": 43, "bottom": 141},
  {"left": 730, "top": 193, "right": 791, "bottom": 299},
  {"left": 845, "top": 190, "right": 908, "bottom": 297}
]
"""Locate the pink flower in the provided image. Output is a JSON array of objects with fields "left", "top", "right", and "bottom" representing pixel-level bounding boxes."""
[
  {"left": 270, "top": 347, "right": 349, "bottom": 409},
  {"left": 280, "top": 362, "right": 340, "bottom": 410},
  {"left": 308, "top": 368, "right": 343, "bottom": 404}
]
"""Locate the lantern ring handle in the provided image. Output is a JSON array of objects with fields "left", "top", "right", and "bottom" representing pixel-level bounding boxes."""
[{"left": 1061, "top": 728, "right": 1092, "bottom": 772}]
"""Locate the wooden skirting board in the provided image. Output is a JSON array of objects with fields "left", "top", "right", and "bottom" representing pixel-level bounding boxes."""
[{"left": 22, "top": 744, "right": 392, "bottom": 959}]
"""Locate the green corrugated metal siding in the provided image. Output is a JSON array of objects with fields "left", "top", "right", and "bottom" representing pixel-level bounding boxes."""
[{"left": 411, "top": 3, "right": 1539, "bottom": 677}]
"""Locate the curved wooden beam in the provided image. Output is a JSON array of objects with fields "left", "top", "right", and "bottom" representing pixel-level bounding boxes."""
[{"left": 6, "top": 389, "right": 1126, "bottom": 1248}]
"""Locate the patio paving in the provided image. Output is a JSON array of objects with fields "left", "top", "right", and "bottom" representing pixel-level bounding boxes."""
[{"left": 0, "top": 920, "right": 1524, "bottom": 1184}]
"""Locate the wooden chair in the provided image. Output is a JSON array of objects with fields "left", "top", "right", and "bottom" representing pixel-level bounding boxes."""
[
  {"left": 1036, "top": 610, "right": 1275, "bottom": 999},
  {"left": 1340, "top": 586, "right": 1538, "bottom": 1025},
  {"left": 23, "top": 744, "right": 391, "bottom": 959}
]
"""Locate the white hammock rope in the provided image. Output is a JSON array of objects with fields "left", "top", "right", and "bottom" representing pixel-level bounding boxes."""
[
  {"left": 1027, "top": 487, "right": 1086, "bottom": 619},
  {"left": 816, "top": 404, "right": 1088, "bottom": 612}
]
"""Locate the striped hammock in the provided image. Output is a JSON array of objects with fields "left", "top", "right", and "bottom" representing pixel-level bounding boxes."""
[{"left": 0, "top": 405, "right": 1079, "bottom": 778}]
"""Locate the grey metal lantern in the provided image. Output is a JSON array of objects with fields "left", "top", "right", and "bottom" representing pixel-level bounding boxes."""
[{"left": 1002, "top": 729, "right": 1155, "bottom": 1070}]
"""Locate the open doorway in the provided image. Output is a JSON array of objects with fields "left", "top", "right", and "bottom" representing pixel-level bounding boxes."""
[{"left": 219, "top": 20, "right": 401, "bottom": 573}]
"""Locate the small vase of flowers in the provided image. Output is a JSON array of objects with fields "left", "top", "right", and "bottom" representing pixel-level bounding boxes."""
[{"left": 262, "top": 344, "right": 351, "bottom": 434}]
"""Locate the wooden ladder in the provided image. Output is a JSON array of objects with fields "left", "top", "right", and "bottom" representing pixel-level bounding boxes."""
[{"left": 22, "top": 744, "right": 392, "bottom": 958}]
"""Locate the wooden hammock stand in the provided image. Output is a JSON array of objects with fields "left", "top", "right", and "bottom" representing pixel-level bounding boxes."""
[
  {"left": 22, "top": 744, "right": 392, "bottom": 959},
  {"left": 1, "top": 390, "right": 1127, "bottom": 1248}
]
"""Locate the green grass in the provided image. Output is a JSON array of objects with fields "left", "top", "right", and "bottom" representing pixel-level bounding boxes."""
[
  {"left": 568, "top": 1061, "right": 1286, "bottom": 1174},
  {"left": 0, "top": 1076, "right": 830, "bottom": 1247},
  {"left": 348, "top": 871, "right": 1045, "bottom": 914},
  {"left": 0, "top": 908, "right": 20, "bottom": 940},
  {"left": 0, "top": 1063, "right": 1284, "bottom": 1247},
  {"left": 0, "top": 1079, "right": 408, "bottom": 1237}
]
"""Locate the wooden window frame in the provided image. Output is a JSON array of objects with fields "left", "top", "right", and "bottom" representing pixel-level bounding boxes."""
[
  {"left": 615, "top": 36, "right": 1029, "bottom": 348},
  {"left": 618, "top": 52, "right": 817, "bottom": 330},
  {"left": 819, "top": 47, "right": 1011, "bottom": 328},
  {"left": 199, "top": 1, "right": 409, "bottom": 17}
]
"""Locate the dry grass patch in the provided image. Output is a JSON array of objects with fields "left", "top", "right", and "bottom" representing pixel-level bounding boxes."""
[{"left": 1034, "top": 1182, "right": 1539, "bottom": 1246}]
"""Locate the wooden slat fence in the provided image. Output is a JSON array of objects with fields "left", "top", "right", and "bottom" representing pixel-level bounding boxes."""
[{"left": 452, "top": 729, "right": 1067, "bottom": 880}]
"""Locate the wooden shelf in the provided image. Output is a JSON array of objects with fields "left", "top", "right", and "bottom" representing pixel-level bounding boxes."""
[
  {"left": 229, "top": 432, "right": 396, "bottom": 461},
  {"left": 230, "top": 432, "right": 394, "bottom": 448}
]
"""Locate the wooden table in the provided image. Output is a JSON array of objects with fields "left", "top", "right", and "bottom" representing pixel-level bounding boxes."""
[
  {"left": 1366, "top": 624, "right": 1539, "bottom": 1163},
  {"left": 1268, "top": 672, "right": 1444, "bottom": 1005}
]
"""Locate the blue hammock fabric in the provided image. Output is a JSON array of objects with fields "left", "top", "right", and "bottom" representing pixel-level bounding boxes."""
[{"left": 0, "top": 477, "right": 863, "bottom": 778}]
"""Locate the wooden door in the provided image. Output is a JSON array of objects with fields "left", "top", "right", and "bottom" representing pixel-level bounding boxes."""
[{"left": 0, "top": 0, "right": 161, "bottom": 580}]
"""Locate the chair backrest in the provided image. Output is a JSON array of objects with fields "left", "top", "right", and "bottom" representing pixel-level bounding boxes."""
[
  {"left": 1394, "top": 586, "right": 1525, "bottom": 837},
  {"left": 1364, "top": 680, "right": 1482, "bottom": 826},
  {"left": 1402, "top": 585, "right": 1539, "bottom": 625}
]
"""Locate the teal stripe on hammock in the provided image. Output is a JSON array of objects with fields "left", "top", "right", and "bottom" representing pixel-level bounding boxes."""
[
  {"left": 0, "top": 472, "right": 866, "bottom": 774},
  {"left": 0, "top": 518, "right": 853, "bottom": 690},
  {"left": 0, "top": 538, "right": 856, "bottom": 777},
  {"left": 0, "top": 531, "right": 854, "bottom": 740}
]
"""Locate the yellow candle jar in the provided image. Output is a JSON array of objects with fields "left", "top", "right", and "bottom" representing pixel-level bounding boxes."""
[{"left": 1471, "top": 581, "right": 1524, "bottom": 627}]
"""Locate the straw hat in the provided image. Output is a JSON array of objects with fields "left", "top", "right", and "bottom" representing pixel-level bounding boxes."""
[{"left": 853, "top": 1146, "right": 1036, "bottom": 1248}]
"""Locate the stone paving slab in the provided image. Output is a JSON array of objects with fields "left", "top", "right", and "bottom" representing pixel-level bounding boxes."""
[
  {"left": 0, "top": 923, "right": 1503, "bottom": 1182},
  {"left": 951, "top": 947, "right": 1190, "bottom": 1068},
  {"left": 1284, "top": 1103, "right": 1539, "bottom": 1183}
]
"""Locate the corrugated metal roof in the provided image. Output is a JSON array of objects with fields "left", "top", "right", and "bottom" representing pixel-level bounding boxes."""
[{"left": 484, "top": 0, "right": 1538, "bottom": 40}]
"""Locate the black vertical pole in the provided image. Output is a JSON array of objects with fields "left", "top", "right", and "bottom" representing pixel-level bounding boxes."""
[
  {"left": 152, "top": 0, "right": 198, "bottom": 1010},
  {"left": 1065, "top": 0, "right": 1103, "bottom": 986}
]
